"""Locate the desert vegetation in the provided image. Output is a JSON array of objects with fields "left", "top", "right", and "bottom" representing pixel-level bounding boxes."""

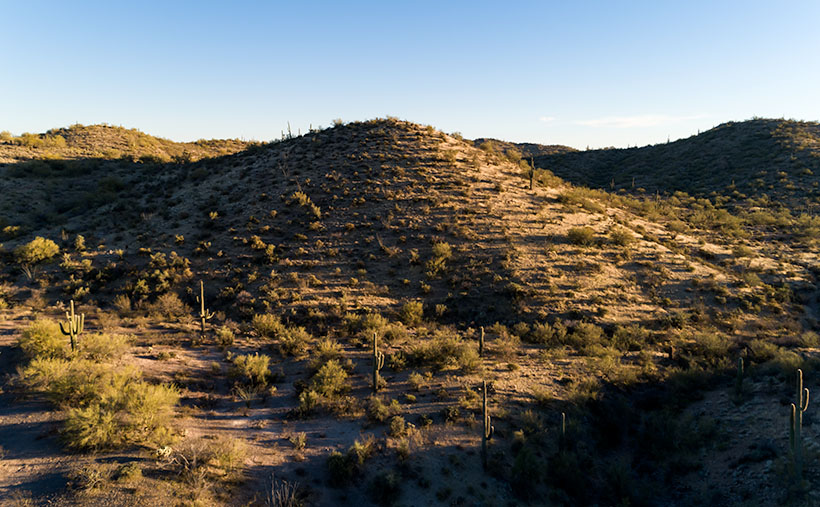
[{"left": 1, "top": 117, "right": 820, "bottom": 505}]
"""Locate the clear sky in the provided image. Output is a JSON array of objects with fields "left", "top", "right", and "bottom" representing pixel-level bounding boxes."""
[{"left": 1, "top": 1, "right": 819, "bottom": 149}]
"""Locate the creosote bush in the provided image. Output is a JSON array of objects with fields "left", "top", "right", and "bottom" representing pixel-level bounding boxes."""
[
  {"left": 410, "top": 329, "right": 480, "bottom": 372},
  {"left": 567, "top": 227, "right": 596, "bottom": 246},
  {"left": 15, "top": 236, "right": 59, "bottom": 265},
  {"left": 253, "top": 313, "right": 285, "bottom": 338},
  {"left": 309, "top": 360, "right": 349, "bottom": 398},
  {"left": 230, "top": 353, "right": 272, "bottom": 385},
  {"left": 19, "top": 319, "right": 65, "bottom": 359},
  {"left": 399, "top": 301, "right": 424, "bottom": 326}
]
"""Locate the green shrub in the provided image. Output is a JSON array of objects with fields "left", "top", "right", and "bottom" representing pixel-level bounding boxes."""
[
  {"left": 399, "top": 301, "right": 424, "bottom": 326},
  {"left": 367, "top": 396, "right": 402, "bottom": 423},
  {"left": 279, "top": 326, "right": 312, "bottom": 356},
  {"left": 147, "top": 292, "right": 188, "bottom": 320},
  {"left": 18, "top": 319, "right": 65, "bottom": 359},
  {"left": 64, "top": 379, "right": 178, "bottom": 449},
  {"left": 677, "top": 331, "right": 730, "bottom": 368},
  {"left": 609, "top": 228, "right": 634, "bottom": 246},
  {"left": 309, "top": 360, "right": 349, "bottom": 398},
  {"left": 566, "top": 322, "right": 604, "bottom": 351},
  {"left": 310, "top": 338, "right": 343, "bottom": 370},
  {"left": 78, "top": 333, "right": 130, "bottom": 361},
  {"left": 389, "top": 416, "right": 407, "bottom": 437},
  {"left": 252, "top": 313, "right": 285, "bottom": 338},
  {"left": 230, "top": 353, "right": 271, "bottom": 385},
  {"left": 215, "top": 326, "right": 235, "bottom": 350},
  {"left": 567, "top": 227, "right": 596, "bottom": 246},
  {"left": 15, "top": 236, "right": 59, "bottom": 265},
  {"left": 526, "top": 322, "right": 557, "bottom": 345},
  {"left": 410, "top": 330, "right": 480, "bottom": 372},
  {"left": 20, "top": 358, "right": 178, "bottom": 450}
]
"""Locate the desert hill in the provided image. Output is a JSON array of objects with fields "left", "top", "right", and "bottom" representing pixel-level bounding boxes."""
[
  {"left": 0, "top": 118, "right": 819, "bottom": 506},
  {"left": 533, "top": 119, "right": 820, "bottom": 211},
  {"left": 0, "top": 123, "right": 250, "bottom": 164}
]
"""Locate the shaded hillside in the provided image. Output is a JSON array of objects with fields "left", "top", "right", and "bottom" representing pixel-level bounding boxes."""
[
  {"left": 0, "top": 123, "right": 251, "bottom": 164},
  {"left": 534, "top": 119, "right": 820, "bottom": 210}
]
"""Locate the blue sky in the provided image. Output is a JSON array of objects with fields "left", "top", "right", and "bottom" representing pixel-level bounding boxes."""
[{"left": 1, "top": 1, "right": 818, "bottom": 148}]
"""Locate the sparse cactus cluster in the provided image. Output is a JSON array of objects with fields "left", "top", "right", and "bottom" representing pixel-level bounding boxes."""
[
  {"left": 372, "top": 332, "right": 385, "bottom": 393},
  {"left": 196, "top": 280, "right": 215, "bottom": 340},
  {"left": 790, "top": 368, "right": 810, "bottom": 478},
  {"left": 482, "top": 379, "right": 494, "bottom": 469},
  {"left": 59, "top": 299, "right": 84, "bottom": 352}
]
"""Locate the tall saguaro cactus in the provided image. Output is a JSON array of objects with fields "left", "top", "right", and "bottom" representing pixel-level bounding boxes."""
[
  {"left": 479, "top": 326, "right": 485, "bottom": 357},
  {"left": 482, "top": 380, "right": 494, "bottom": 470},
  {"left": 372, "top": 332, "right": 385, "bottom": 393},
  {"left": 196, "top": 280, "right": 215, "bottom": 340},
  {"left": 59, "top": 299, "right": 84, "bottom": 352},
  {"left": 790, "top": 368, "right": 810, "bottom": 478}
]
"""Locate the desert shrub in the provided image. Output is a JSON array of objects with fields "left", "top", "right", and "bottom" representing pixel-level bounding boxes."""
[
  {"left": 64, "top": 379, "right": 178, "bottom": 449},
  {"left": 207, "top": 435, "right": 248, "bottom": 476},
  {"left": 19, "top": 358, "right": 112, "bottom": 405},
  {"left": 676, "top": 331, "right": 730, "bottom": 368},
  {"left": 15, "top": 236, "right": 59, "bottom": 265},
  {"left": 296, "top": 389, "right": 320, "bottom": 417},
  {"left": 327, "top": 436, "right": 376, "bottom": 486},
  {"left": 78, "top": 333, "right": 130, "bottom": 361},
  {"left": 399, "top": 301, "right": 424, "bottom": 326},
  {"left": 147, "top": 292, "right": 188, "bottom": 320},
  {"left": 367, "top": 396, "right": 402, "bottom": 423},
  {"left": 18, "top": 319, "right": 65, "bottom": 359},
  {"left": 21, "top": 358, "right": 178, "bottom": 450},
  {"left": 309, "top": 360, "right": 349, "bottom": 398},
  {"left": 610, "top": 324, "right": 650, "bottom": 352},
  {"left": 747, "top": 339, "right": 778, "bottom": 362},
  {"left": 409, "top": 330, "right": 480, "bottom": 372},
  {"left": 609, "top": 228, "right": 634, "bottom": 246},
  {"left": 230, "top": 353, "right": 271, "bottom": 385},
  {"left": 279, "top": 326, "right": 312, "bottom": 356},
  {"left": 526, "top": 322, "right": 557, "bottom": 345},
  {"left": 388, "top": 416, "right": 407, "bottom": 437},
  {"left": 252, "top": 313, "right": 285, "bottom": 338},
  {"left": 567, "top": 227, "right": 596, "bottom": 246},
  {"left": 488, "top": 324, "right": 522, "bottom": 359},
  {"left": 382, "top": 323, "right": 408, "bottom": 344},
  {"left": 370, "top": 470, "right": 401, "bottom": 506},
  {"left": 408, "top": 371, "right": 427, "bottom": 391},
  {"left": 565, "top": 322, "right": 604, "bottom": 351},
  {"left": 215, "top": 326, "right": 235, "bottom": 350},
  {"left": 309, "top": 338, "right": 343, "bottom": 370}
]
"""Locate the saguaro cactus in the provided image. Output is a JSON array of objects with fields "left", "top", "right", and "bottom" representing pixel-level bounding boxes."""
[
  {"left": 196, "top": 280, "right": 214, "bottom": 340},
  {"left": 372, "top": 332, "right": 385, "bottom": 393},
  {"left": 59, "top": 299, "right": 84, "bottom": 352},
  {"left": 479, "top": 326, "right": 485, "bottom": 357},
  {"left": 482, "top": 379, "right": 494, "bottom": 470},
  {"left": 790, "top": 368, "right": 810, "bottom": 478},
  {"left": 734, "top": 357, "right": 744, "bottom": 398}
]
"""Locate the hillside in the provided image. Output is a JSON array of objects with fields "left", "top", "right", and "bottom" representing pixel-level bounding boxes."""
[
  {"left": 0, "top": 123, "right": 250, "bottom": 164},
  {"left": 0, "top": 118, "right": 819, "bottom": 506},
  {"left": 533, "top": 119, "right": 820, "bottom": 210}
]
